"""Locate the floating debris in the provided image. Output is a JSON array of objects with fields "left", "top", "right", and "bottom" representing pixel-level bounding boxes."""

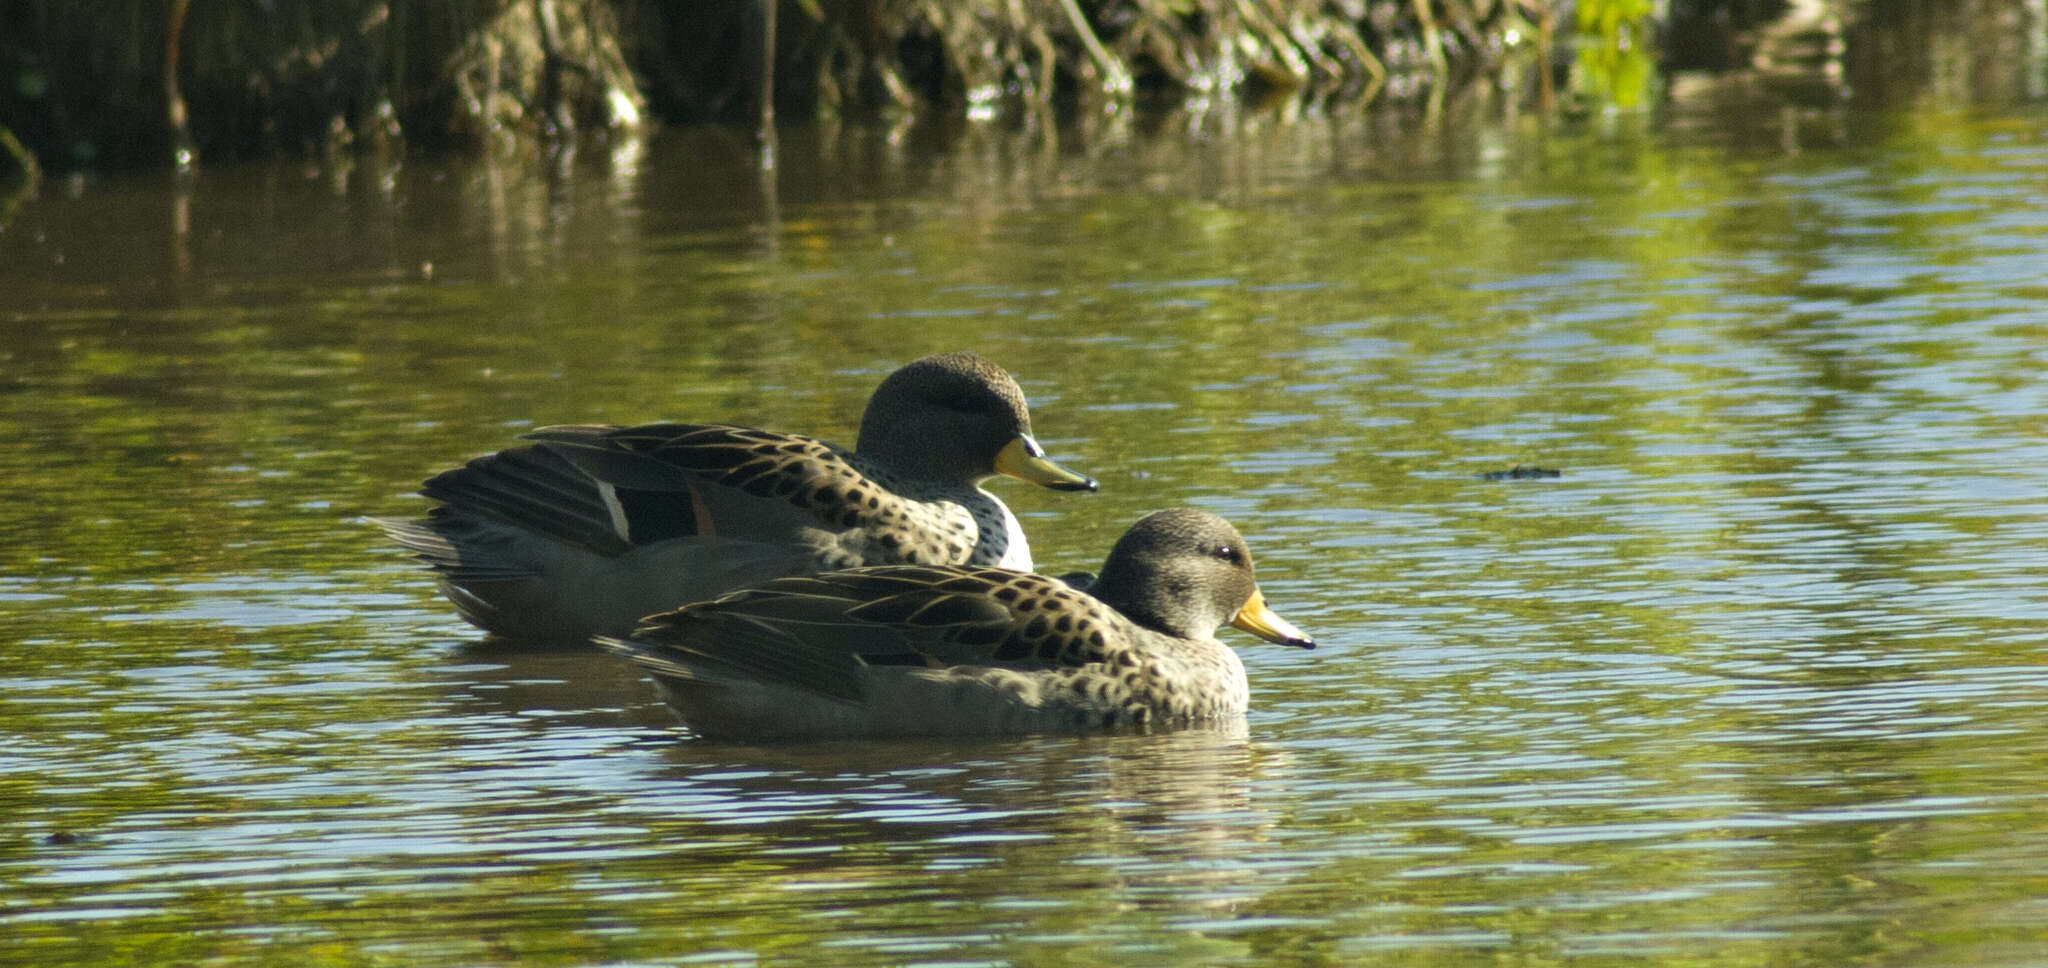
[{"left": 1479, "top": 466, "right": 1562, "bottom": 481}]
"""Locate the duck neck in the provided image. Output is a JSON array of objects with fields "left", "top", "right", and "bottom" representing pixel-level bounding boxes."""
[
  {"left": 1090, "top": 562, "right": 1202, "bottom": 638},
  {"left": 857, "top": 424, "right": 988, "bottom": 488}
]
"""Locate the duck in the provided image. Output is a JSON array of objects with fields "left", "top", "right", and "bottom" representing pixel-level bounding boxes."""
[
  {"left": 600, "top": 508, "right": 1314, "bottom": 740},
  {"left": 377, "top": 352, "right": 1098, "bottom": 642}
]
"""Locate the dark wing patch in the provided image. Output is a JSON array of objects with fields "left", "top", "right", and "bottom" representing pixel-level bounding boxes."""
[
  {"left": 417, "top": 444, "right": 635, "bottom": 556},
  {"left": 609, "top": 484, "right": 702, "bottom": 544},
  {"left": 411, "top": 432, "right": 712, "bottom": 554},
  {"left": 619, "top": 595, "right": 872, "bottom": 702}
]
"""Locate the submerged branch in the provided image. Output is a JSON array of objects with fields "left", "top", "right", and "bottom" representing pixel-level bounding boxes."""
[{"left": 1059, "top": 0, "right": 1133, "bottom": 97}]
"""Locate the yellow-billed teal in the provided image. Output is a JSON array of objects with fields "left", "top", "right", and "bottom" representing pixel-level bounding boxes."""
[
  {"left": 378, "top": 352, "right": 1096, "bottom": 641},
  {"left": 601, "top": 508, "right": 1312, "bottom": 740}
]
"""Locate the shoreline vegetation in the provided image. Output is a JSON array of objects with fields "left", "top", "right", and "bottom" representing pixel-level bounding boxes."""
[{"left": 0, "top": 0, "right": 2039, "bottom": 183}]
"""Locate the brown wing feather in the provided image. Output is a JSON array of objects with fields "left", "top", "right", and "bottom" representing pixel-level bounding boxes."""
[
  {"left": 762, "top": 567, "right": 1125, "bottom": 671},
  {"left": 609, "top": 565, "right": 1134, "bottom": 704},
  {"left": 529, "top": 423, "right": 898, "bottom": 534}
]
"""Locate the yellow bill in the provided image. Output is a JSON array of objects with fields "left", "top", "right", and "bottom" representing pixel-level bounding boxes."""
[
  {"left": 994, "top": 435, "right": 1098, "bottom": 492},
  {"left": 1230, "top": 588, "right": 1315, "bottom": 649}
]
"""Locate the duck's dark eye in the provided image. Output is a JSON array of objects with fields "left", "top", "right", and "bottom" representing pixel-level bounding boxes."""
[{"left": 1214, "top": 544, "right": 1240, "bottom": 563}]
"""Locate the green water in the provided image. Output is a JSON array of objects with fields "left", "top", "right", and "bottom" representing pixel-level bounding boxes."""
[{"left": 4, "top": 104, "right": 2048, "bottom": 966}]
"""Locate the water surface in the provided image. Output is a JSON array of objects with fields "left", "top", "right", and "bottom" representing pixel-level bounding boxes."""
[{"left": 4, "top": 104, "right": 2048, "bottom": 966}]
